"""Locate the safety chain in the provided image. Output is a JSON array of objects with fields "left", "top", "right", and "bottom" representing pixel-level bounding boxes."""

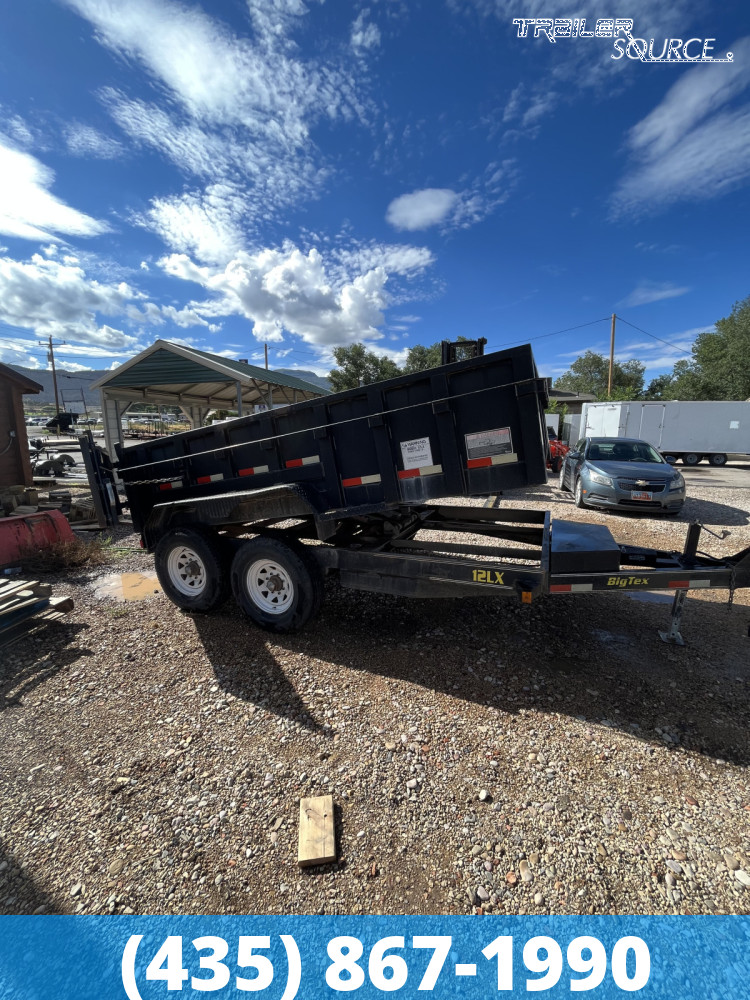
[{"left": 728, "top": 564, "right": 736, "bottom": 609}]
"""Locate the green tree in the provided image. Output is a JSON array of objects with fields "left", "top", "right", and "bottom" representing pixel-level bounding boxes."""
[
  {"left": 402, "top": 342, "right": 442, "bottom": 373},
  {"left": 328, "top": 344, "right": 402, "bottom": 392},
  {"left": 553, "top": 350, "right": 645, "bottom": 400},
  {"left": 648, "top": 295, "right": 750, "bottom": 400}
]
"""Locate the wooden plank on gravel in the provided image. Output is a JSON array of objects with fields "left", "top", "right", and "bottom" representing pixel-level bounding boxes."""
[
  {"left": 48, "top": 596, "right": 74, "bottom": 613},
  {"left": 298, "top": 794, "right": 336, "bottom": 867},
  {"left": 0, "top": 580, "right": 49, "bottom": 599},
  {"left": 0, "top": 598, "right": 50, "bottom": 632}
]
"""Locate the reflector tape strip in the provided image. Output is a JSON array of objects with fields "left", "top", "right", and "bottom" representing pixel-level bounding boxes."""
[
  {"left": 550, "top": 583, "right": 594, "bottom": 593},
  {"left": 196, "top": 473, "right": 224, "bottom": 484},
  {"left": 467, "top": 452, "right": 518, "bottom": 469},
  {"left": 159, "top": 480, "right": 183, "bottom": 491},
  {"left": 398, "top": 464, "right": 443, "bottom": 480},
  {"left": 667, "top": 579, "right": 712, "bottom": 589},
  {"left": 342, "top": 474, "right": 382, "bottom": 488},
  {"left": 285, "top": 455, "right": 320, "bottom": 468},
  {"left": 238, "top": 465, "right": 269, "bottom": 477}
]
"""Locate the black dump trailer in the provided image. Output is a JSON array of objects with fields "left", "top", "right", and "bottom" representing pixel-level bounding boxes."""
[{"left": 116, "top": 344, "right": 750, "bottom": 641}]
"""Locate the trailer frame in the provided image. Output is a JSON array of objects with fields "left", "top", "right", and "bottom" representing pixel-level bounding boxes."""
[{"left": 137, "top": 486, "right": 750, "bottom": 641}]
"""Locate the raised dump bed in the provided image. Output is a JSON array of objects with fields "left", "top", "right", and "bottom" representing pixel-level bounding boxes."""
[
  {"left": 112, "top": 344, "right": 750, "bottom": 640},
  {"left": 117, "top": 344, "right": 550, "bottom": 533}
]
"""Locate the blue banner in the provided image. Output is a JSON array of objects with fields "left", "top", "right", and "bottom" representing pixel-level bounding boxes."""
[{"left": 1, "top": 916, "right": 748, "bottom": 999}]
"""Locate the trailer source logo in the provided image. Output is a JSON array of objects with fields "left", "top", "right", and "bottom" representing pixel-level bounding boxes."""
[{"left": 512, "top": 19, "right": 733, "bottom": 63}]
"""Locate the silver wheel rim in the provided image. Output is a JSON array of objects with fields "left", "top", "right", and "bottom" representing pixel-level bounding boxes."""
[
  {"left": 246, "top": 558, "right": 294, "bottom": 615},
  {"left": 167, "top": 545, "right": 207, "bottom": 596}
]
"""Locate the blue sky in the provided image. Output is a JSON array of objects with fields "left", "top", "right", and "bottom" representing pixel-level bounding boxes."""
[{"left": 0, "top": 1, "right": 748, "bottom": 386}]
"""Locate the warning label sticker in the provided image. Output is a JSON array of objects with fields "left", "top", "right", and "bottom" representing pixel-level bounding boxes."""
[
  {"left": 400, "top": 436, "right": 433, "bottom": 470},
  {"left": 465, "top": 427, "right": 513, "bottom": 461}
]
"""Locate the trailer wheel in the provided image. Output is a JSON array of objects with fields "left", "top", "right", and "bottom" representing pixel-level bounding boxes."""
[
  {"left": 231, "top": 536, "right": 324, "bottom": 633},
  {"left": 682, "top": 453, "right": 701, "bottom": 466},
  {"left": 155, "top": 527, "right": 230, "bottom": 612},
  {"left": 709, "top": 453, "right": 727, "bottom": 467}
]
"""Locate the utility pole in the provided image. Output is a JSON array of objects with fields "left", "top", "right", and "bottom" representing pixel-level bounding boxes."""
[
  {"left": 607, "top": 313, "right": 616, "bottom": 396},
  {"left": 39, "top": 335, "right": 66, "bottom": 415},
  {"left": 264, "top": 343, "right": 269, "bottom": 370}
]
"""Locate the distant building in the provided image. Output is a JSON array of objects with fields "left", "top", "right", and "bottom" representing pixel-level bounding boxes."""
[{"left": 0, "top": 363, "right": 43, "bottom": 489}]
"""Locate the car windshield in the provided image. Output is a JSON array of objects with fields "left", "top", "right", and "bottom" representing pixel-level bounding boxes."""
[{"left": 588, "top": 441, "right": 664, "bottom": 464}]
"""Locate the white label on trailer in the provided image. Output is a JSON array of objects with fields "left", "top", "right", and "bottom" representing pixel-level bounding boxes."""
[
  {"left": 400, "top": 436, "right": 433, "bottom": 470},
  {"left": 465, "top": 427, "right": 513, "bottom": 461},
  {"left": 730, "top": 420, "right": 740, "bottom": 430}
]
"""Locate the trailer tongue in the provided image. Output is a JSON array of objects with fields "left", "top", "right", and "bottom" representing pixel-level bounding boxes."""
[{"left": 115, "top": 344, "right": 750, "bottom": 639}]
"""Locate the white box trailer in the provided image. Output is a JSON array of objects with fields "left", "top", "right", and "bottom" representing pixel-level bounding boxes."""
[{"left": 581, "top": 400, "right": 750, "bottom": 466}]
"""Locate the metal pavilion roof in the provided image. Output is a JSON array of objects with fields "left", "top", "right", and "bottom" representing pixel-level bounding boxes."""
[{"left": 91, "top": 340, "right": 329, "bottom": 408}]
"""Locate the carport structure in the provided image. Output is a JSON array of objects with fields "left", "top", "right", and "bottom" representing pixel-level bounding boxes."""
[{"left": 91, "top": 340, "right": 329, "bottom": 457}]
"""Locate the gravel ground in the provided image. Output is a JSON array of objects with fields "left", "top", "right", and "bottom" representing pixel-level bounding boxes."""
[{"left": 1, "top": 473, "right": 749, "bottom": 917}]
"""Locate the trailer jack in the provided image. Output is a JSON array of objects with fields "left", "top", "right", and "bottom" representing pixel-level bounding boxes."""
[
  {"left": 659, "top": 589, "right": 687, "bottom": 646},
  {"left": 659, "top": 523, "right": 704, "bottom": 646}
]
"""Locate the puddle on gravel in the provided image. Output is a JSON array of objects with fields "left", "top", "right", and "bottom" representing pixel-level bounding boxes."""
[
  {"left": 626, "top": 591, "right": 674, "bottom": 605},
  {"left": 94, "top": 571, "right": 162, "bottom": 602}
]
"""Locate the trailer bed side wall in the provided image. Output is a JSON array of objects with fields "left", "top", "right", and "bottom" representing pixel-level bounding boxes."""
[{"left": 117, "top": 345, "right": 550, "bottom": 533}]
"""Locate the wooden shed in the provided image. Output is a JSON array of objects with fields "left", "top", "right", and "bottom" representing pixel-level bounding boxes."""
[{"left": 0, "top": 364, "right": 43, "bottom": 490}]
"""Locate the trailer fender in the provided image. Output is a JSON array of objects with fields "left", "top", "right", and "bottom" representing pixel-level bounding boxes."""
[{"left": 142, "top": 483, "right": 322, "bottom": 550}]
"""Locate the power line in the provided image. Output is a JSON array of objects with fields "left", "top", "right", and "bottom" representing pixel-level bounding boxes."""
[
  {"left": 488, "top": 317, "right": 611, "bottom": 351},
  {"left": 615, "top": 315, "right": 694, "bottom": 356}
]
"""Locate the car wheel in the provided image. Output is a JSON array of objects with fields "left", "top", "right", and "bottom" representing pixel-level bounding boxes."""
[
  {"left": 682, "top": 453, "right": 701, "bottom": 466},
  {"left": 574, "top": 478, "right": 587, "bottom": 508},
  {"left": 154, "top": 527, "right": 231, "bottom": 612},
  {"left": 231, "top": 535, "right": 324, "bottom": 633},
  {"left": 709, "top": 453, "right": 727, "bottom": 467},
  {"left": 558, "top": 464, "right": 568, "bottom": 491}
]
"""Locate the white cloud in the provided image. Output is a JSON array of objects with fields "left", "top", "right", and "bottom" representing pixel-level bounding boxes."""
[
  {"left": 0, "top": 139, "right": 111, "bottom": 241},
  {"left": 143, "top": 185, "right": 248, "bottom": 264},
  {"left": 385, "top": 162, "right": 516, "bottom": 233},
  {"left": 351, "top": 10, "right": 381, "bottom": 54},
  {"left": 333, "top": 243, "right": 434, "bottom": 278},
  {"left": 0, "top": 251, "right": 145, "bottom": 349},
  {"left": 64, "top": 122, "right": 124, "bottom": 159},
  {"left": 618, "top": 281, "right": 690, "bottom": 308},
  {"left": 386, "top": 188, "right": 460, "bottom": 230},
  {"left": 612, "top": 37, "right": 750, "bottom": 215},
  {"left": 158, "top": 239, "right": 437, "bottom": 349}
]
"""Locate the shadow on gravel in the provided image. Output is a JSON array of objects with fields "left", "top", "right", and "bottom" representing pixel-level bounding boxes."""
[
  {"left": 235, "top": 583, "right": 750, "bottom": 767},
  {"left": 191, "top": 610, "right": 326, "bottom": 735},
  {"left": 0, "top": 842, "right": 59, "bottom": 915},
  {"left": 0, "top": 623, "right": 90, "bottom": 712}
]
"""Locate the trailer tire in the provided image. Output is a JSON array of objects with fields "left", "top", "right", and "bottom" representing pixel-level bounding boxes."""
[
  {"left": 231, "top": 536, "right": 324, "bottom": 633},
  {"left": 682, "top": 453, "right": 701, "bottom": 466},
  {"left": 155, "top": 527, "right": 231, "bottom": 612},
  {"left": 709, "top": 453, "right": 727, "bottom": 467}
]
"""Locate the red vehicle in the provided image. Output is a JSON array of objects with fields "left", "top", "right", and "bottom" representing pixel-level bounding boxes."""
[{"left": 547, "top": 427, "right": 569, "bottom": 474}]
